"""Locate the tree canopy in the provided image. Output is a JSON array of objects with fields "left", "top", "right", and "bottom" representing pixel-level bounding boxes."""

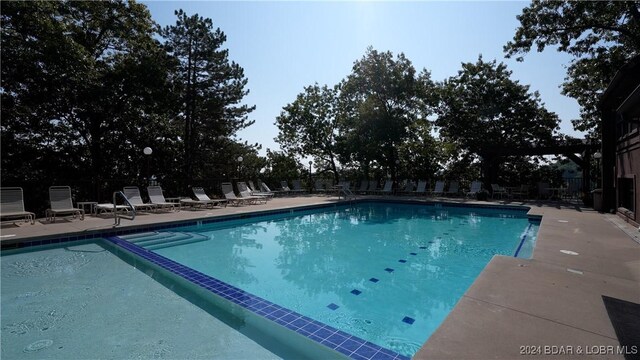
[
  {"left": 504, "top": 0, "right": 640, "bottom": 139},
  {"left": 1, "top": 1, "right": 258, "bottom": 212}
]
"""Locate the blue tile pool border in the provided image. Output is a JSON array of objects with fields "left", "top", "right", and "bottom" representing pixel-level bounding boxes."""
[
  {"left": 1, "top": 199, "right": 535, "bottom": 251},
  {"left": 104, "top": 235, "right": 410, "bottom": 360}
]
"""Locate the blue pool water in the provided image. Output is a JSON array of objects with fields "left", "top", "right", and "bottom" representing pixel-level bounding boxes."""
[{"left": 127, "top": 202, "right": 538, "bottom": 357}]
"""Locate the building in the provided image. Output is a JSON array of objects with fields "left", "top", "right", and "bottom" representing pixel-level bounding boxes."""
[{"left": 600, "top": 55, "right": 640, "bottom": 224}]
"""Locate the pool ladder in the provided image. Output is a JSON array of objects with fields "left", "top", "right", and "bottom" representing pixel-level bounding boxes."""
[{"left": 113, "top": 191, "right": 136, "bottom": 225}]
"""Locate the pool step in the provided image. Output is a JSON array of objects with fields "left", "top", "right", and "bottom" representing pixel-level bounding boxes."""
[
  {"left": 145, "top": 233, "right": 210, "bottom": 250},
  {"left": 120, "top": 231, "right": 210, "bottom": 250}
]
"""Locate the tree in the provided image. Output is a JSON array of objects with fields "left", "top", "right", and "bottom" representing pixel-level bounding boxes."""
[
  {"left": 339, "top": 47, "right": 436, "bottom": 181},
  {"left": 160, "top": 10, "right": 255, "bottom": 187},
  {"left": 1, "top": 0, "right": 171, "bottom": 208},
  {"left": 504, "top": 1, "right": 640, "bottom": 139},
  {"left": 436, "top": 56, "right": 560, "bottom": 183},
  {"left": 275, "top": 84, "right": 341, "bottom": 183}
]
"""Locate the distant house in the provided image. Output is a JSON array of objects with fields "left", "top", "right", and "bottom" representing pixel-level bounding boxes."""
[{"left": 600, "top": 55, "right": 640, "bottom": 224}]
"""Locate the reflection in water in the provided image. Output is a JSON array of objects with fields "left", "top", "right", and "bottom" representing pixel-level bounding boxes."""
[{"left": 154, "top": 203, "right": 534, "bottom": 357}]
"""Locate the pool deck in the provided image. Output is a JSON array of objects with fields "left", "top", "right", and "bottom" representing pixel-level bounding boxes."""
[{"left": 2, "top": 195, "right": 639, "bottom": 359}]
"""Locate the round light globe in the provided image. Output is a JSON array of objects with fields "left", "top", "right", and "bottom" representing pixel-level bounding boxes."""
[
  {"left": 143, "top": 147, "right": 153, "bottom": 156},
  {"left": 237, "top": 156, "right": 243, "bottom": 162}
]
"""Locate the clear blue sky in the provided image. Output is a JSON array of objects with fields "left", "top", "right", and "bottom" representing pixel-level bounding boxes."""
[{"left": 143, "top": 1, "right": 583, "bottom": 156}]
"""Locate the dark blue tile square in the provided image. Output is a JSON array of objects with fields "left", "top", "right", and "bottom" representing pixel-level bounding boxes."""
[
  {"left": 314, "top": 327, "right": 334, "bottom": 339},
  {"left": 354, "top": 345, "right": 379, "bottom": 358},
  {"left": 291, "top": 318, "right": 308, "bottom": 328},
  {"left": 280, "top": 313, "right": 298, "bottom": 323},
  {"left": 398, "top": 259, "right": 407, "bottom": 263},
  {"left": 384, "top": 268, "right": 394, "bottom": 273},
  {"left": 335, "top": 346, "right": 354, "bottom": 356},
  {"left": 419, "top": 246, "right": 427, "bottom": 249},
  {"left": 409, "top": 252, "right": 417, "bottom": 255},
  {"left": 402, "top": 316, "right": 415, "bottom": 325},
  {"left": 369, "top": 278, "right": 379, "bottom": 283},
  {"left": 326, "top": 332, "right": 347, "bottom": 346},
  {"left": 371, "top": 351, "right": 395, "bottom": 360},
  {"left": 301, "top": 322, "right": 322, "bottom": 333},
  {"left": 350, "top": 289, "right": 362, "bottom": 295},
  {"left": 340, "top": 338, "right": 364, "bottom": 352},
  {"left": 327, "top": 303, "right": 340, "bottom": 310}
]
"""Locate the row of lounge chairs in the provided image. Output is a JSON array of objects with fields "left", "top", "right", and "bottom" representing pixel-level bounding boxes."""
[{"left": 0, "top": 182, "right": 275, "bottom": 225}]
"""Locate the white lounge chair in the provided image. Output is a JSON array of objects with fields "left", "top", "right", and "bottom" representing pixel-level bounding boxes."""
[
  {"left": 376, "top": 180, "right": 393, "bottom": 195},
  {"left": 46, "top": 186, "right": 84, "bottom": 222},
  {"left": 413, "top": 180, "right": 427, "bottom": 196},
  {"left": 491, "top": 184, "right": 508, "bottom": 199},
  {"left": 147, "top": 186, "right": 179, "bottom": 211},
  {"left": 191, "top": 187, "right": 227, "bottom": 208},
  {"left": 221, "top": 182, "right": 247, "bottom": 206},
  {"left": 356, "top": 181, "right": 369, "bottom": 194},
  {"left": 247, "top": 181, "right": 274, "bottom": 199},
  {"left": 466, "top": 181, "right": 482, "bottom": 198},
  {"left": 291, "top": 179, "right": 307, "bottom": 194},
  {"left": 237, "top": 182, "right": 267, "bottom": 204},
  {"left": 431, "top": 181, "right": 445, "bottom": 196},
  {"left": 0, "top": 187, "right": 35, "bottom": 224},
  {"left": 123, "top": 186, "right": 158, "bottom": 212}
]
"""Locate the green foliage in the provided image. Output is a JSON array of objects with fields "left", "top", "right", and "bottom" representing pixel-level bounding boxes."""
[
  {"left": 262, "top": 150, "right": 304, "bottom": 188},
  {"left": 160, "top": 9, "right": 255, "bottom": 186},
  {"left": 275, "top": 84, "right": 340, "bottom": 182},
  {"left": 504, "top": 1, "right": 640, "bottom": 139},
  {"left": 1, "top": 1, "right": 257, "bottom": 213},
  {"left": 437, "top": 56, "right": 560, "bottom": 155}
]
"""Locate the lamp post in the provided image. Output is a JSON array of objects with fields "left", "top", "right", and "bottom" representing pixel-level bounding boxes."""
[
  {"left": 237, "top": 156, "right": 243, "bottom": 178},
  {"left": 309, "top": 160, "right": 313, "bottom": 182},
  {"left": 593, "top": 152, "right": 602, "bottom": 188},
  {"left": 143, "top": 147, "right": 152, "bottom": 183}
]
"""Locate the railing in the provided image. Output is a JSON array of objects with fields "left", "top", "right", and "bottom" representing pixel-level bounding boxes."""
[{"left": 113, "top": 191, "right": 135, "bottom": 226}]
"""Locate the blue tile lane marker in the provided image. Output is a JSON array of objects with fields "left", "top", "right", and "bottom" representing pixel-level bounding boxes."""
[
  {"left": 103, "top": 236, "right": 410, "bottom": 360},
  {"left": 369, "top": 278, "right": 379, "bottom": 283},
  {"left": 419, "top": 246, "right": 427, "bottom": 249},
  {"left": 409, "top": 252, "right": 417, "bottom": 256},
  {"left": 398, "top": 259, "right": 407, "bottom": 263},
  {"left": 327, "top": 303, "right": 340, "bottom": 310},
  {"left": 351, "top": 289, "right": 362, "bottom": 295},
  {"left": 513, "top": 223, "right": 533, "bottom": 258},
  {"left": 402, "top": 317, "right": 415, "bottom": 325},
  {"left": 384, "top": 268, "right": 394, "bottom": 273}
]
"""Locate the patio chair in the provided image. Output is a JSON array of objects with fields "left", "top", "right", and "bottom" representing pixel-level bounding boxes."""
[
  {"left": 46, "top": 186, "right": 85, "bottom": 222},
  {"left": 279, "top": 181, "right": 292, "bottom": 195},
  {"left": 511, "top": 184, "right": 529, "bottom": 200},
  {"left": 191, "top": 187, "right": 228, "bottom": 208},
  {"left": 367, "top": 180, "right": 380, "bottom": 194},
  {"left": 445, "top": 181, "right": 459, "bottom": 197},
  {"left": 248, "top": 181, "right": 274, "bottom": 199},
  {"left": 123, "top": 186, "right": 158, "bottom": 213},
  {"left": 0, "top": 187, "right": 35, "bottom": 224},
  {"left": 258, "top": 181, "right": 280, "bottom": 197},
  {"left": 377, "top": 180, "right": 393, "bottom": 195},
  {"left": 491, "top": 184, "right": 508, "bottom": 199},
  {"left": 147, "top": 186, "right": 179, "bottom": 211},
  {"left": 431, "top": 181, "right": 445, "bottom": 196},
  {"left": 413, "top": 180, "right": 427, "bottom": 196},
  {"left": 291, "top": 179, "right": 307, "bottom": 194},
  {"left": 221, "top": 182, "right": 248, "bottom": 206},
  {"left": 465, "top": 181, "right": 482, "bottom": 198},
  {"left": 399, "top": 181, "right": 414, "bottom": 195},
  {"left": 237, "top": 182, "right": 267, "bottom": 204},
  {"left": 356, "top": 181, "right": 369, "bottom": 194}
]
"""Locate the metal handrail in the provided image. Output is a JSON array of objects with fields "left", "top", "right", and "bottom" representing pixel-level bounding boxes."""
[{"left": 113, "top": 191, "right": 135, "bottom": 225}]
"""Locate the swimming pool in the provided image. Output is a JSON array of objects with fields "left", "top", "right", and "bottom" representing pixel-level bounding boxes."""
[
  {"left": 120, "top": 202, "right": 539, "bottom": 357},
  {"left": 1, "top": 201, "right": 539, "bottom": 359}
]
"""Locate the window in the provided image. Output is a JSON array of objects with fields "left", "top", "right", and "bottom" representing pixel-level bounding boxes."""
[{"left": 617, "top": 176, "right": 635, "bottom": 213}]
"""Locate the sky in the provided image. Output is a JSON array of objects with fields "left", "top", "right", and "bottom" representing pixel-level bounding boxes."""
[{"left": 143, "top": 1, "right": 584, "bottom": 157}]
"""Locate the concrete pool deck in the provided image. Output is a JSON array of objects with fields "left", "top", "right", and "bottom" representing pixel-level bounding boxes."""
[{"left": 2, "top": 195, "right": 639, "bottom": 359}]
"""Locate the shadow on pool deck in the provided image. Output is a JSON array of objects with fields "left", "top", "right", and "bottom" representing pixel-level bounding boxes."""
[{"left": 2, "top": 195, "right": 639, "bottom": 359}]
